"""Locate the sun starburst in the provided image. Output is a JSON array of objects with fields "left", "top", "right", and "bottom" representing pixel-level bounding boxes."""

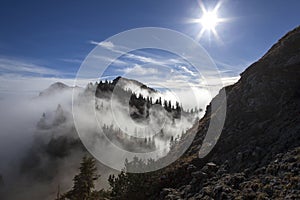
[{"left": 187, "top": 1, "right": 228, "bottom": 41}]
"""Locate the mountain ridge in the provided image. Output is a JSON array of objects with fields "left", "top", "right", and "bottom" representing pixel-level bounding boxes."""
[{"left": 150, "top": 26, "right": 300, "bottom": 199}]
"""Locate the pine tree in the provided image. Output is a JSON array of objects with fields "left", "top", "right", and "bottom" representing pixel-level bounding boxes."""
[
  {"left": 163, "top": 100, "right": 168, "bottom": 111},
  {"left": 63, "top": 156, "right": 100, "bottom": 200},
  {"left": 108, "top": 158, "right": 158, "bottom": 200},
  {"left": 168, "top": 100, "right": 172, "bottom": 110}
]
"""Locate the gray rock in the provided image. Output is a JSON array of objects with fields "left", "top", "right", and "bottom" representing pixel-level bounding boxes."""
[{"left": 191, "top": 171, "right": 208, "bottom": 179}]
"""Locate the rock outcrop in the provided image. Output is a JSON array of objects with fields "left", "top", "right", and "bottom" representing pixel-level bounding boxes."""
[{"left": 161, "top": 147, "right": 300, "bottom": 199}]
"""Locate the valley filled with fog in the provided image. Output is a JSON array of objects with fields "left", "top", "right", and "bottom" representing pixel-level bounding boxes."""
[{"left": 0, "top": 76, "right": 208, "bottom": 200}]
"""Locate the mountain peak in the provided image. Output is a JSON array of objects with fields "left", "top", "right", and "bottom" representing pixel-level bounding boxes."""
[
  {"left": 39, "top": 82, "right": 70, "bottom": 96},
  {"left": 49, "top": 82, "right": 68, "bottom": 89},
  {"left": 111, "top": 76, "right": 156, "bottom": 93}
]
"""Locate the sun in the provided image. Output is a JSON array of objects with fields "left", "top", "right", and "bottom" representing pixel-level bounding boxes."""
[
  {"left": 200, "top": 11, "right": 219, "bottom": 31},
  {"left": 187, "top": 1, "right": 228, "bottom": 41}
]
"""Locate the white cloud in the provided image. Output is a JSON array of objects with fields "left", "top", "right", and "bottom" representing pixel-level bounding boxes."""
[
  {"left": 121, "top": 64, "right": 160, "bottom": 76},
  {"left": 99, "top": 41, "right": 115, "bottom": 49},
  {"left": 203, "top": 75, "right": 240, "bottom": 88},
  {"left": 160, "top": 87, "right": 212, "bottom": 111},
  {"left": 221, "top": 76, "right": 240, "bottom": 85}
]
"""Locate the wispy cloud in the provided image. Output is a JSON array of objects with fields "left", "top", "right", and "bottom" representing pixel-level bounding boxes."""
[
  {"left": 89, "top": 40, "right": 115, "bottom": 49},
  {"left": 89, "top": 40, "right": 184, "bottom": 67},
  {"left": 89, "top": 40, "right": 100, "bottom": 45},
  {"left": 88, "top": 40, "right": 240, "bottom": 92},
  {"left": 0, "top": 57, "right": 81, "bottom": 97},
  {"left": 214, "top": 59, "right": 253, "bottom": 76},
  {"left": 60, "top": 58, "right": 83, "bottom": 64},
  {"left": 91, "top": 55, "right": 128, "bottom": 66},
  {"left": 178, "top": 65, "right": 197, "bottom": 76},
  {"left": 0, "top": 74, "right": 72, "bottom": 96},
  {"left": 0, "top": 57, "right": 60, "bottom": 76}
]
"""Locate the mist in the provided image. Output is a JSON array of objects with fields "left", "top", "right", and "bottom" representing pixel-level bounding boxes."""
[{"left": 0, "top": 76, "right": 212, "bottom": 199}]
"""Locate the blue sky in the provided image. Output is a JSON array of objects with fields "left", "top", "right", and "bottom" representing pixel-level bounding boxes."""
[{"left": 0, "top": 0, "right": 299, "bottom": 94}]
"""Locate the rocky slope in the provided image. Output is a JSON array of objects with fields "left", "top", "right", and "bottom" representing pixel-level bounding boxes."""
[
  {"left": 161, "top": 147, "right": 300, "bottom": 199},
  {"left": 156, "top": 26, "right": 300, "bottom": 199}
]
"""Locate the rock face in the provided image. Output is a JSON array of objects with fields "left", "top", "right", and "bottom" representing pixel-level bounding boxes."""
[
  {"left": 203, "top": 26, "right": 300, "bottom": 171},
  {"left": 157, "top": 26, "right": 300, "bottom": 199},
  {"left": 0, "top": 174, "right": 4, "bottom": 187}
]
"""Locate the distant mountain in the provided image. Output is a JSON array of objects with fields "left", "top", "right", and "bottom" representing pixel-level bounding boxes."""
[
  {"left": 148, "top": 26, "right": 300, "bottom": 199},
  {"left": 38, "top": 82, "right": 70, "bottom": 96},
  {"left": 95, "top": 76, "right": 198, "bottom": 122}
]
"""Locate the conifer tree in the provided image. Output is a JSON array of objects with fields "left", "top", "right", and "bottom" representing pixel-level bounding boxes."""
[{"left": 58, "top": 156, "right": 100, "bottom": 200}]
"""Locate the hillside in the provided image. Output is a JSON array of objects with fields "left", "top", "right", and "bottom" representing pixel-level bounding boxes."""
[{"left": 154, "top": 26, "right": 300, "bottom": 199}]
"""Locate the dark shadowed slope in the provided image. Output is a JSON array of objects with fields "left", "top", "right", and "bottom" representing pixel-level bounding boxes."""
[{"left": 156, "top": 26, "right": 300, "bottom": 199}]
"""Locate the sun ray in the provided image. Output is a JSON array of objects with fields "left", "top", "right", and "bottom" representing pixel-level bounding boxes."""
[
  {"left": 196, "top": 28, "right": 206, "bottom": 41},
  {"left": 213, "top": 1, "right": 223, "bottom": 13},
  {"left": 198, "top": 0, "right": 207, "bottom": 14},
  {"left": 211, "top": 28, "right": 223, "bottom": 44}
]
